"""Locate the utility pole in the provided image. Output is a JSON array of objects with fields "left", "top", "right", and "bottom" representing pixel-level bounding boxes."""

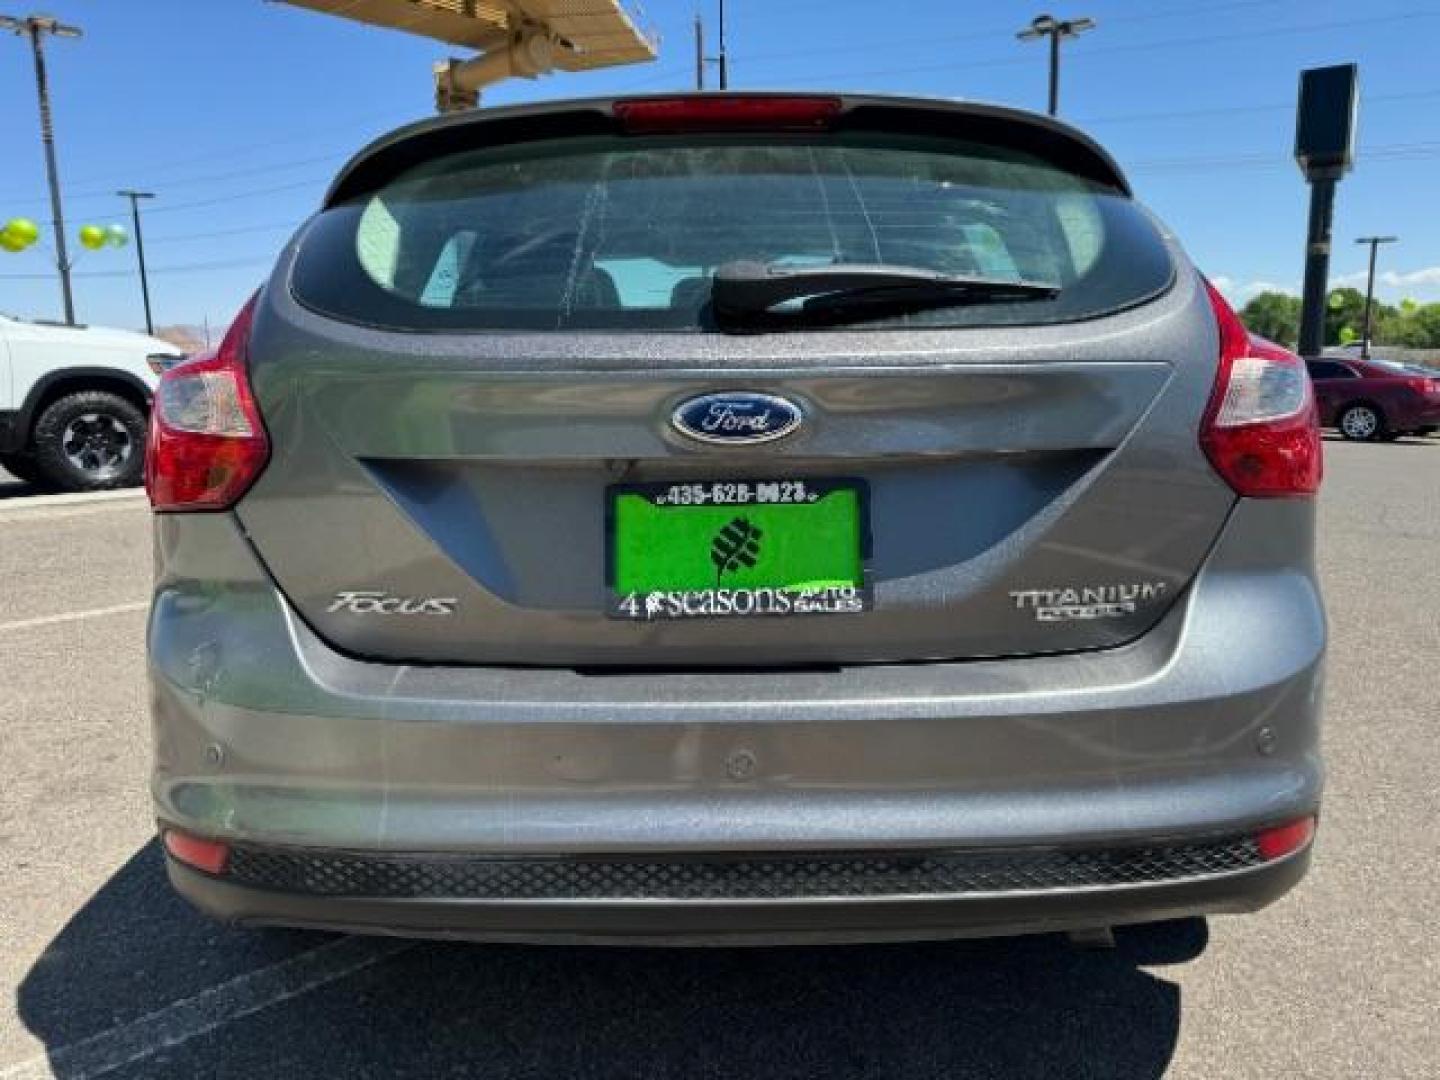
[
  {"left": 117, "top": 190, "right": 157, "bottom": 334},
  {"left": 694, "top": 14, "right": 704, "bottom": 90},
  {"left": 699, "top": 2, "right": 729, "bottom": 89},
  {"left": 1354, "top": 235, "right": 1397, "bottom": 360},
  {"left": 1, "top": 13, "right": 82, "bottom": 325},
  {"left": 716, "top": 0, "right": 728, "bottom": 89},
  {"left": 1016, "top": 14, "right": 1095, "bottom": 117}
]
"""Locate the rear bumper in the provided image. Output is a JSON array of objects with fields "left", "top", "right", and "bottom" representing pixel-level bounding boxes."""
[
  {"left": 1409, "top": 401, "right": 1440, "bottom": 427},
  {"left": 166, "top": 840, "right": 1312, "bottom": 946},
  {"left": 1376, "top": 398, "right": 1440, "bottom": 430},
  {"left": 149, "top": 499, "right": 1324, "bottom": 942}
]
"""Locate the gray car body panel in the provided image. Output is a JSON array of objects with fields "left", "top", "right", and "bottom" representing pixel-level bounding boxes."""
[
  {"left": 151, "top": 498, "right": 1321, "bottom": 847},
  {"left": 237, "top": 259, "right": 1231, "bottom": 667},
  {"left": 148, "top": 93, "right": 1324, "bottom": 941}
]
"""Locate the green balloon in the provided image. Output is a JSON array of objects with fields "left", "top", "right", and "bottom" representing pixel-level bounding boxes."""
[
  {"left": 0, "top": 232, "right": 26, "bottom": 253},
  {"left": 79, "top": 224, "right": 107, "bottom": 250},
  {"left": 106, "top": 223, "right": 130, "bottom": 247},
  {"left": 4, "top": 217, "right": 40, "bottom": 245}
]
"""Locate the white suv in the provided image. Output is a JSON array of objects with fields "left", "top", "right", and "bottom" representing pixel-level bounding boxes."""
[{"left": 0, "top": 314, "right": 184, "bottom": 491}]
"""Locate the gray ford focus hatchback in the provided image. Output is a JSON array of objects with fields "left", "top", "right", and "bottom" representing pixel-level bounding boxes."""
[{"left": 147, "top": 93, "right": 1324, "bottom": 944}]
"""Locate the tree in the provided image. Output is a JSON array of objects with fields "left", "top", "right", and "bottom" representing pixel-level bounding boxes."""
[
  {"left": 1239, "top": 292, "right": 1302, "bottom": 346},
  {"left": 1323, "top": 287, "right": 1369, "bottom": 346},
  {"left": 1236, "top": 288, "right": 1440, "bottom": 350},
  {"left": 1377, "top": 298, "right": 1440, "bottom": 348}
]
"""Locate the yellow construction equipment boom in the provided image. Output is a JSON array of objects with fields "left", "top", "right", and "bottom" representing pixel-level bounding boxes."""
[{"left": 275, "top": 0, "right": 657, "bottom": 111}]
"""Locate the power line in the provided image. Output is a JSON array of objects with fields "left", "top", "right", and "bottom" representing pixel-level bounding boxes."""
[
  {"left": 63, "top": 152, "right": 347, "bottom": 202},
  {"left": 0, "top": 0, "right": 1307, "bottom": 206},
  {"left": 0, "top": 11, "right": 1431, "bottom": 219},
  {"left": 3, "top": 126, "right": 1437, "bottom": 269},
  {"left": 0, "top": 115, "right": 395, "bottom": 201},
  {"left": 141, "top": 177, "right": 328, "bottom": 216},
  {"left": 1128, "top": 140, "right": 1440, "bottom": 171},
  {"left": 3, "top": 78, "right": 1430, "bottom": 227},
  {"left": 0, "top": 255, "right": 274, "bottom": 281},
  {"left": 1080, "top": 88, "right": 1440, "bottom": 126},
  {"left": 762, "top": 9, "right": 1440, "bottom": 88},
  {"left": 144, "top": 220, "right": 301, "bottom": 246},
  {"left": 0, "top": 141, "right": 1434, "bottom": 284},
  {"left": 0, "top": 134, "right": 1433, "bottom": 282},
  {"left": 0, "top": 153, "right": 347, "bottom": 209}
]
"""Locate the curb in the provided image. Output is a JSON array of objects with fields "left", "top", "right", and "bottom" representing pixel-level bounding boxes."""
[{"left": 0, "top": 487, "right": 148, "bottom": 513}]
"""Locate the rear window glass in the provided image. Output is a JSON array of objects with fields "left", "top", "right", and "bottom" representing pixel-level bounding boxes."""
[{"left": 291, "top": 133, "right": 1173, "bottom": 332}]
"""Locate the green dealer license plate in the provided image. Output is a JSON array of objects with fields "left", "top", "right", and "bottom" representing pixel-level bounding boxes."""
[{"left": 607, "top": 478, "right": 871, "bottom": 620}]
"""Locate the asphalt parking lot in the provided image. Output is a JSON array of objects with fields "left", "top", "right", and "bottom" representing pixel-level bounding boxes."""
[{"left": 2, "top": 439, "right": 1437, "bottom": 1079}]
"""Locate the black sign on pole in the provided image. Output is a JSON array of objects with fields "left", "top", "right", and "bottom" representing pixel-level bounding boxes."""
[{"left": 1294, "top": 64, "right": 1359, "bottom": 358}]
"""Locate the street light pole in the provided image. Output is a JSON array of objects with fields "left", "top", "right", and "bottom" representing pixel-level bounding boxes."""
[
  {"left": 1354, "top": 236, "right": 1397, "bottom": 360},
  {"left": 1, "top": 13, "right": 83, "bottom": 325},
  {"left": 1048, "top": 29, "right": 1060, "bottom": 117},
  {"left": 117, "top": 190, "right": 157, "bottom": 334},
  {"left": 1016, "top": 14, "right": 1095, "bottom": 117}
]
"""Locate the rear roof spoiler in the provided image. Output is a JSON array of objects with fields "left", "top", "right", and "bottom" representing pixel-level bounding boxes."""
[{"left": 324, "top": 92, "right": 1132, "bottom": 207}]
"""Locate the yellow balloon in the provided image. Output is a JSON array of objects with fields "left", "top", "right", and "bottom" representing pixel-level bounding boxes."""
[
  {"left": 79, "top": 224, "right": 108, "bottom": 250},
  {"left": 0, "top": 232, "right": 27, "bottom": 253},
  {"left": 4, "top": 218, "right": 40, "bottom": 245}
]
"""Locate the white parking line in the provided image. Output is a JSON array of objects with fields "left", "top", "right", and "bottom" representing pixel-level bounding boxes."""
[
  {"left": 0, "top": 489, "right": 145, "bottom": 512},
  {"left": 0, "top": 938, "right": 414, "bottom": 1080},
  {"left": 0, "top": 602, "right": 148, "bottom": 634}
]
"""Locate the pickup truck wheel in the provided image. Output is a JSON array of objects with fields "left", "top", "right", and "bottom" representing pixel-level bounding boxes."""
[
  {"left": 0, "top": 452, "right": 43, "bottom": 485},
  {"left": 1337, "top": 403, "right": 1386, "bottom": 442},
  {"left": 31, "top": 390, "right": 147, "bottom": 492}
]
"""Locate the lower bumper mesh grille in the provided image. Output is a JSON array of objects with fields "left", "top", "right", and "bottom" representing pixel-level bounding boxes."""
[{"left": 223, "top": 835, "right": 1266, "bottom": 900}]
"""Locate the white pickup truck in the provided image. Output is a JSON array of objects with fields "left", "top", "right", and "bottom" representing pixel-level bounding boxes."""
[{"left": 0, "top": 314, "right": 185, "bottom": 491}]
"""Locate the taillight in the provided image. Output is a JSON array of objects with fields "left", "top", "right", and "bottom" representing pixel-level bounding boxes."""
[
  {"left": 145, "top": 293, "right": 269, "bottom": 511},
  {"left": 1408, "top": 376, "right": 1440, "bottom": 397},
  {"left": 1199, "top": 281, "right": 1322, "bottom": 497},
  {"left": 614, "top": 95, "right": 842, "bottom": 134}
]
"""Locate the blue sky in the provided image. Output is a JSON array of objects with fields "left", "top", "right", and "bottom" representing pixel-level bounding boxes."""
[{"left": 1, "top": 0, "right": 1437, "bottom": 333}]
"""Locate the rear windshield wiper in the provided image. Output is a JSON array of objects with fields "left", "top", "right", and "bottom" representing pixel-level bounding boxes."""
[{"left": 711, "top": 261, "right": 1060, "bottom": 327}]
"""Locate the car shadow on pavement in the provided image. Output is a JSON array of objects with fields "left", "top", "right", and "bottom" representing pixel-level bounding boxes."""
[
  {"left": 1320, "top": 433, "right": 1437, "bottom": 446},
  {"left": 0, "top": 478, "right": 43, "bottom": 500},
  {"left": 17, "top": 841, "right": 1205, "bottom": 1079}
]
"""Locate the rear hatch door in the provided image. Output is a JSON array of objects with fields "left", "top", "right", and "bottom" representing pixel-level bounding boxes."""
[{"left": 236, "top": 95, "right": 1234, "bottom": 667}]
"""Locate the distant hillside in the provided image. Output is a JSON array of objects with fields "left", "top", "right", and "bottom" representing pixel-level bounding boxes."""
[{"left": 151, "top": 325, "right": 211, "bottom": 353}]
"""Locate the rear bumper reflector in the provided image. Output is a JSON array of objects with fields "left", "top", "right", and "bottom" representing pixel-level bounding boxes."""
[
  {"left": 1254, "top": 816, "right": 1317, "bottom": 861},
  {"left": 163, "top": 829, "right": 231, "bottom": 875}
]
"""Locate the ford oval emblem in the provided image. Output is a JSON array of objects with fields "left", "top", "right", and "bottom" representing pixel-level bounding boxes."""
[{"left": 671, "top": 392, "right": 804, "bottom": 446}]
